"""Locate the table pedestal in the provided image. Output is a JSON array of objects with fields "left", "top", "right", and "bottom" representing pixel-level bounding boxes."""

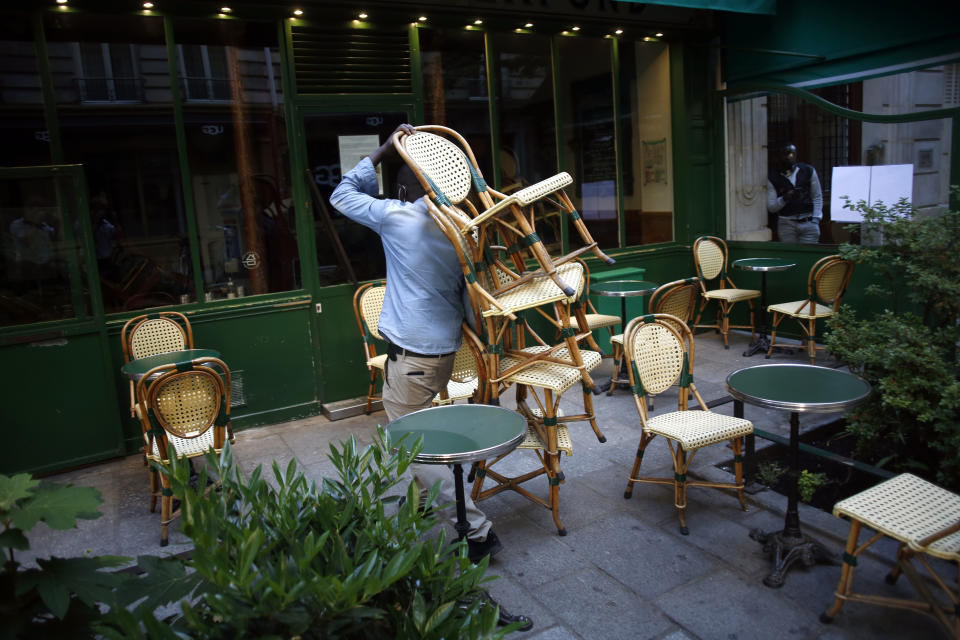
[
  {"left": 743, "top": 272, "right": 771, "bottom": 357},
  {"left": 748, "top": 411, "right": 836, "bottom": 587}
]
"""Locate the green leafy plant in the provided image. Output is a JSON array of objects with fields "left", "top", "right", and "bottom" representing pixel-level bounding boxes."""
[
  {"left": 826, "top": 188, "right": 960, "bottom": 487},
  {"left": 150, "top": 429, "right": 514, "bottom": 639},
  {"left": 797, "top": 469, "right": 827, "bottom": 503},
  {"left": 756, "top": 461, "right": 786, "bottom": 488}
]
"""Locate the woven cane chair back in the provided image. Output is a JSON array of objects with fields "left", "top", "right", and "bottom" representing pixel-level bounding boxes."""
[
  {"left": 693, "top": 236, "right": 727, "bottom": 282},
  {"left": 626, "top": 318, "right": 686, "bottom": 396},
  {"left": 450, "top": 338, "right": 480, "bottom": 384},
  {"left": 650, "top": 278, "right": 700, "bottom": 334},
  {"left": 122, "top": 311, "right": 193, "bottom": 362},
  {"left": 357, "top": 282, "right": 387, "bottom": 341},
  {"left": 403, "top": 131, "right": 473, "bottom": 205},
  {"left": 812, "top": 255, "right": 854, "bottom": 309}
]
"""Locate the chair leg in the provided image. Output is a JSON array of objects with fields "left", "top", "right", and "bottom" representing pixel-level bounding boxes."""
[
  {"left": 159, "top": 472, "right": 173, "bottom": 547},
  {"left": 149, "top": 467, "right": 159, "bottom": 513},
  {"left": 624, "top": 432, "right": 654, "bottom": 499},
  {"left": 580, "top": 386, "right": 606, "bottom": 443},
  {"left": 674, "top": 446, "right": 690, "bottom": 535},
  {"left": 821, "top": 520, "right": 862, "bottom": 623},
  {"left": 766, "top": 312, "right": 784, "bottom": 359},
  {"left": 366, "top": 368, "right": 380, "bottom": 414},
  {"left": 721, "top": 304, "right": 731, "bottom": 349},
  {"left": 807, "top": 319, "right": 817, "bottom": 364},
  {"left": 543, "top": 389, "right": 567, "bottom": 536},
  {"left": 732, "top": 437, "right": 748, "bottom": 511}
]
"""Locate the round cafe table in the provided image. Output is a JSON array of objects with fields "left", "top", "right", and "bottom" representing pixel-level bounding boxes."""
[
  {"left": 386, "top": 403, "right": 531, "bottom": 629},
  {"left": 591, "top": 279, "right": 658, "bottom": 393},
  {"left": 732, "top": 257, "right": 795, "bottom": 357},
  {"left": 726, "top": 363, "right": 871, "bottom": 588}
]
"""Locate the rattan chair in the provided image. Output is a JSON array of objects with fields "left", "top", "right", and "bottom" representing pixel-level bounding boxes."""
[
  {"left": 622, "top": 314, "right": 753, "bottom": 534},
  {"left": 121, "top": 311, "right": 194, "bottom": 418},
  {"left": 135, "top": 356, "right": 231, "bottom": 546},
  {"left": 394, "top": 125, "right": 614, "bottom": 298},
  {"left": 766, "top": 255, "right": 854, "bottom": 364},
  {"left": 433, "top": 324, "right": 488, "bottom": 406},
  {"left": 821, "top": 473, "right": 960, "bottom": 636},
  {"left": 610, "top": 276, "right": 701, "bottom": 382},
  {"left": 692, "top": 236, "right": 760, "bottom": 348},
  {"left": 352, "top": 280, "right": 387, "bottom": 414}
]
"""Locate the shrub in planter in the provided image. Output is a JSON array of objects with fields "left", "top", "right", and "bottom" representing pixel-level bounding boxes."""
[
  {"left": 149, "top": 429, "right": 513, "bottom": 639},
  {"left": 826, "top": 189, "right": 960, "bottom": 488}
]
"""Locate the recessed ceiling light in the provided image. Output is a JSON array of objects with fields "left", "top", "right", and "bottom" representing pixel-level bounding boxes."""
[
  {"left": 572, "top": 26, "right": 580, "bottom": 31},
  {"left": 524, "top": 23, "right": 533, "bottom": 28},
  {"left": 655, "top": 32, "right": 664, "bottom": 37},
  {"left": 220, "top": 6, "right": 231, "bottom": 13},
  {"left": 358, "top": 11, "right": 368, "bottom": 19},
  {"left": 418, "top": 15, "right": 427, "bottom": 21},
  {"left": 643, "top": 36, "right": 654, "bottom": 42},
  {"left": 56, "top": 0, "right": 67, "bottom": 4},
  {"left": 474, "top": 18, "right": 483, "bottom": 25},
  {"left": 142, "top": 1, "right": 154, "bottom": 8},
  {"left": 615, "top": 29, "right": 623, "bottom": 35},
  {"left": 293, "top": 8, "right": 302, "bottom": 16}
]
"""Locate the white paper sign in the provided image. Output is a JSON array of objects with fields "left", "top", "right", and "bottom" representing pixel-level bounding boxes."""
[
  {"left": 338, "top": 135, "right": 383, "bottom": 194},
  {"left": 830, "top": 164, "right": 913, "bottom": 222}
]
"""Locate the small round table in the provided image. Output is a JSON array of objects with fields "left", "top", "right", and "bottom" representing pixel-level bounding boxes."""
[
  {"left": 591, "top": 279, "right": 659, "bottom": 392},
  {"left": 732, "top": 258, "right": 795, "bottom": 357},
  {"left": 386, "top": 404, "right": 530, "bottom": 628},
  {"left": 726, "top": 363, "right": 871, "bottom": 588},
  {"left": 121, "top": 348, "right": 222, "bottom": 381}
]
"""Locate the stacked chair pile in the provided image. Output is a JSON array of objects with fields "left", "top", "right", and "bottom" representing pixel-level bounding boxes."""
[{"left": 394, "top": 125, "right": 615, "bottom": 535}]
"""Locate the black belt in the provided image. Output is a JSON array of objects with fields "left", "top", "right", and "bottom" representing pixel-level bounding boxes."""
[
  {"left": 781, "top": 215, "right": 818, "bottom": 222},
  {"left": 387, "top": 342, "right": 456, "bottom": 360}
]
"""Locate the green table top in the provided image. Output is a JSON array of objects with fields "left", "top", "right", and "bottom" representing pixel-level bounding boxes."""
[
  {"left": 591, "top": 279, "right": 659, "bottom": 297},
  {"left": 121, "top": 348, "right": 222, "bottom": 380},
  {"left": 726, "top": 364, "right": 871, "bottom": 414},
  {"left": 732, "top": 257, "right": 796, "bottom": 272},
  {"left": 386, "top": 404, "right": 525, "bottom": 465}
]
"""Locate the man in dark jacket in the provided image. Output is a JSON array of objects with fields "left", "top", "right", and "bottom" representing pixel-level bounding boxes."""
[{"left": 767, "top": 143, "right": 823, "bottom": 243}]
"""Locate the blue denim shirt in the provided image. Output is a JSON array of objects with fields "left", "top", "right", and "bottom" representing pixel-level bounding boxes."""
[{"left": 330, "top": 157, "right": 465, "bottom": 354}]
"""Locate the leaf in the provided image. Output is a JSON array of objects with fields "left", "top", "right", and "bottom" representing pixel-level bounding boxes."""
[
  {"left": 0, "top": 527, "right": 29, "bottom": 551},
  {"left": 17, "top": 556, "right": 129, "bottom": 618},
  {"left": 119, "top": 555, "right": 203, "bottom": 613},
  {"left": 0, "top": 473, "right": 40, "bottom": 511},
  {"left": 10, "top": 483, "right": 103, "bottom": 531}
]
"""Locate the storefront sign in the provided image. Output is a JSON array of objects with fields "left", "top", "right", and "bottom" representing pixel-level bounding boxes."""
[{"left": 242, "top": 251, "right": 260, "bottom": 269}]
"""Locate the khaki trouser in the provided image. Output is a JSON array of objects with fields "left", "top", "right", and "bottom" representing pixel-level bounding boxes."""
[{"left": 382, "top": 351, "right": 492, "bottom": 542}]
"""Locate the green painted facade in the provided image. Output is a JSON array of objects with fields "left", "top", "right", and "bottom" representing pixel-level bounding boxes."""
[{"left": 1, "top": 1, "right": 956, "bottom": 475}]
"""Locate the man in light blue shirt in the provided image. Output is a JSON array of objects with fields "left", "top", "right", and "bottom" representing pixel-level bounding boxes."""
[{"left": 330, "top": 124, "right": 502, "bottom": 564}]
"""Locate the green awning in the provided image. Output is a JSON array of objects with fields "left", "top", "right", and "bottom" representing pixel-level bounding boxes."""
[{"left": 619, "top": 0, "right": 776, "bottom": 15}]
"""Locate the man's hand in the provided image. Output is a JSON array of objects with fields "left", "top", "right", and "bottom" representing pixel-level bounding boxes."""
[{"left": 369, "top": 124, "right": 416, "bottom": 166}]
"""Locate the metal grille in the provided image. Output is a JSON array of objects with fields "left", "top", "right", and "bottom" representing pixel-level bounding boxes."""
[
  {"left": 946, "top": 63, "right": 960, "bottom": 106},
  {"left": 230, "top": 369, "right": 246, "bottom": 408},
  {"left": 290, "top": 25, "right": 411, "bottom": 95}
]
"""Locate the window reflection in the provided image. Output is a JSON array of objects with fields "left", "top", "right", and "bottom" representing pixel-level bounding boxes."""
[
  {"left": 175, "top": 19, "right": 297, "bottom": 300},
  {"left": 0, "top": 176, "right": 89, "bottom": 327},
  {"left": 47, "top": 12, "right": 192, "bottom": 312},
  {"left": 0, "top": 15, "right": 51, "bottom": 166},
  {"left": 556, "top": 37, "right": 618, "bottom": 251},
  {"left": 420, "top": 29, "right": 492, "bottom": 179},
  {"left": 493, "top": 33, "right": 560, "bottom": 252},
  {"left": 622, "top": 41, "right": 673, "bottom": 245}
]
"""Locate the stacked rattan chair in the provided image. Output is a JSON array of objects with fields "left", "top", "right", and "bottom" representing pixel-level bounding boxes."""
[
  {"left": 134, "top": 356, "right": 232, "bottom": 546},
  {"left": 121, "top": 311, "right": 194, "bottom": 418},
  {"left": 621, "top": 313, "right": 753, "bottom": 535},
  {"left": 692, "top": 236, "right": 760, "bottom": 349},
  {"left": 394, "top": 125, "right": 614, "bottom": 535},
  {"left": 766, "top": 254, "right": 854, "bottom": 364},
  {"left": 821, "top": 473, "right": 960, "bottom": 636}
]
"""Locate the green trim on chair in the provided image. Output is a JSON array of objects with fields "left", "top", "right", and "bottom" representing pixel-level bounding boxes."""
[{"left": 842, "top": 552, "right": 858, "bottom": 566}]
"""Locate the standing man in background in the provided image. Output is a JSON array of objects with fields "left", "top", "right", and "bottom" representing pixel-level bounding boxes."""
[{"left": 767, "top": 142, "right": 823, "bottom": 243}]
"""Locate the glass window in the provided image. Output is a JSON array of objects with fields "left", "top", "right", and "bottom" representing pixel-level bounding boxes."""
[
  {"left": 492, "top": 32, "right": 560, "bottom": 252},
  {"left": 175, "top": 19, "right": 297, "bottom": 300},
  {"left": 0, "top": 14, "right": 50, "bottom": 166},
  {"left": 621, "top": 40, "right": 674, "bottom": 245},
  {"left": 46, "top": 12, "right": 193, "bottom": 312},
  {"left": 727, "top": 65, "right": 955, "bottom": 244},
  {"left": 556, "top": 36, "right": 618, "bottom": 251},
  {"left": 0, "top": 173, "right": 91, "bottom": 327},
  {"left": 419, "top": 28, "right": 492, "bottom": 179}
]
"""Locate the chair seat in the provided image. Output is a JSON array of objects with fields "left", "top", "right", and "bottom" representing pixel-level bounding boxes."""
[
  {"left": 367, "top": 353, "right": 387, "bottom": 370},
  {"left": 434, "top": 377, "right": 479, "bottom": 405},
  {"left": 484, "top": 262, "right": 584, "bottom": 317},
  {"left": 572, "top": 313, "right": 620, "bottom": 331},
  {"left": 610, "top": 333, "right": 623, "bottom": 345},
  {"left": 702, "top": 288, "right": 760, "bottom": 303},
  {"left": 513, "top": 172, "right": 573, "bottom": 205},
  {"left": 518, "top": 422, "right": 572, "bottom": 455},
  {"left": 500, "top": 346, "right": 601, "bottom": 393},
  {"left": 833, "top": 473, "right": 960, "bottom": 561},
  {"left": 645, "top": 410, "right": 753, "bottom": 450},
  {"left": 768, "top": 300, "right": 836, "bottom": 318},
  {"left": 146, "top": 428, "right": 220, "bottom": 460}
]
